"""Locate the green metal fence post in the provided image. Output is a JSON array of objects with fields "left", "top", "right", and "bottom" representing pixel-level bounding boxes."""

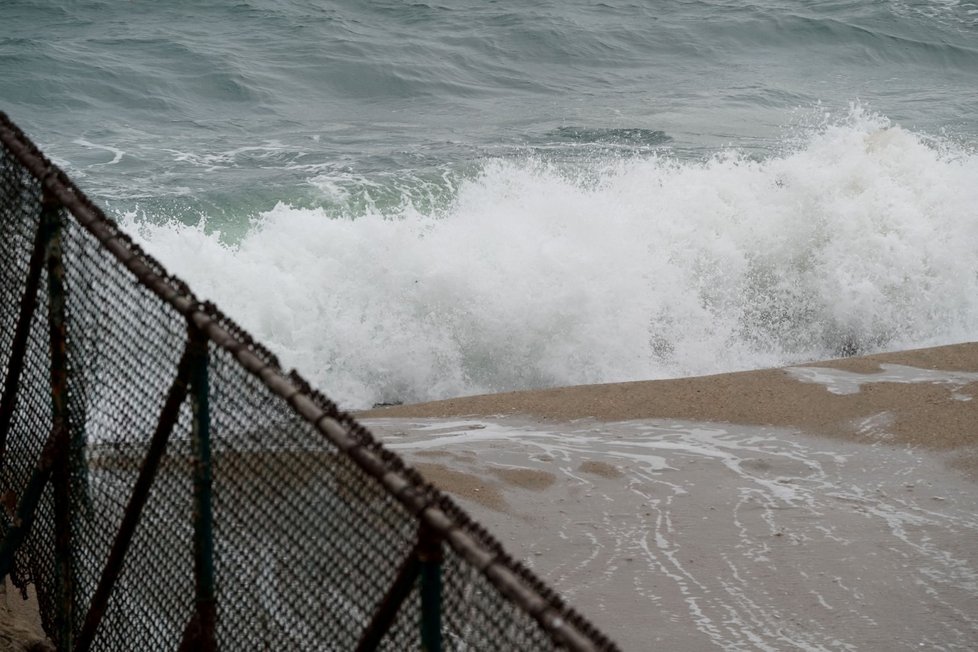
[
  {"left": 418, "top": 521, "right": 443, "bottom": 652},
  {"left": 179, "top": 324, "right": 217, "bottom": 651}
]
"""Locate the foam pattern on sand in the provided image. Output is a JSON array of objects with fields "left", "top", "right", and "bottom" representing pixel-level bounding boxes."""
[
  {"left": 369, "top": 417, "right": 978, "bottom": 651},
  {"left": 787, "top": 363, "right": 978, "bottom": 396}
]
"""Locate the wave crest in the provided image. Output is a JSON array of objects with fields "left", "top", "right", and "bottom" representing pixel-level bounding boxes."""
[{"left": 125, "top": 108, "right": 978, "bottom": 408}]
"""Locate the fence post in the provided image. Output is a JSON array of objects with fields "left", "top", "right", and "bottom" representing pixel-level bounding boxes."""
[
  {"left": 179, "top": 324, "right": 217, "bottom": 651},
  {"left": 41, "top": 191, "right": 75, "bottom": 650},
  {"left": 41, "top": 190, "right": 76, "bottom": 651},
  {"left": 418, "top": 521, "right": 443, "bottom": 652}
]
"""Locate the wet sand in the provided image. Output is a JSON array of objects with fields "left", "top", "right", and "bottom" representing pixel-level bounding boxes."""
[{"left": 362, "top": 343, "right": 978, "bottom": 650}]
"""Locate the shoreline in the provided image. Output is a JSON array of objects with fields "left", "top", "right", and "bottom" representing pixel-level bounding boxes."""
[
  {"left": 360, "top": 343, "right": 978, "bottom": 474},
  {"left": 362, "top": 344, "right": 978, "bottom": 648}
]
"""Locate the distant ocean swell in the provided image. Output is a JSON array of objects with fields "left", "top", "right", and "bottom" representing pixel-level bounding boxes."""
[{"left": 124, "top": 108, "right": 978, "bottom": 409}]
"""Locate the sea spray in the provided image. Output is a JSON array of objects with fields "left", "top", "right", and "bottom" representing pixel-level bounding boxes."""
[{"left": 124, "top": 109, "right": 978, "bottom": 408}]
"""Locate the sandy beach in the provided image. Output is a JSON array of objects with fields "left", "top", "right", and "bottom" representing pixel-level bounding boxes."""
[
  {"left": 362, "top": 343, "right": 978, "bottom": 650},
  {"left": 3, "top": 344, "right": 976, "bottom": 650}
]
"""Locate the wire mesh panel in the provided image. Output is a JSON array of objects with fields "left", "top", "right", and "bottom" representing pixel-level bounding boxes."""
[
  {"left": 207, "top": 346, "right": 418, "bottom": 650},
  {"left": 0, "top": 154, "right": 39, "bottom": 375},
  {"left": 89, "top": 423, "right": 197, "bottom": 650},
  {"left": 0, "top": 112, "right": 621, "bottom": 652},
  {"left": 0, "top": 156, "right": 60, "bottom": 632},
  {"left": 58, "top": 210, "right": 199, "bottom": 649},
  {"left": 441, "top": 548, "right": 557, "bottom": 651}
]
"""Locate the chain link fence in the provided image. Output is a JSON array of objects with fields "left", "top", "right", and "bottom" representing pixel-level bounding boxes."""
[{"left": 0, "top": 112, "right": 621, "bottom": 651}]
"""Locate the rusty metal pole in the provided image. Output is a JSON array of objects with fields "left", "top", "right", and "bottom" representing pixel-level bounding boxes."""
[{"left": 43, "top": 190, "right": 76, "bottom": 651}]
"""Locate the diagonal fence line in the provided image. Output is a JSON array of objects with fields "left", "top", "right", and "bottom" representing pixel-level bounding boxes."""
[{"left": 0, "top": 111, "right": 621, "bottom": 651}]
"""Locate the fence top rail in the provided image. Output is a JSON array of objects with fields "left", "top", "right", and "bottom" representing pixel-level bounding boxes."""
[{"left": 0, "top": 111, "right": 621, "bottom": 652}]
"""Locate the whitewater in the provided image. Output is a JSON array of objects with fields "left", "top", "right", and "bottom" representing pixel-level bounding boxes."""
[
  {"left": 123, "top": 108, "right": 978, "bottom": 408},
  {"left": 4, "top": 0, "right": 977, "bottom": 409}
]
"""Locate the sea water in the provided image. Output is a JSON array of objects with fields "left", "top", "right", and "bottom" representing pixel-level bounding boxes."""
[{"left": 2, "top": 0, "right": 977, "bottom": 408}]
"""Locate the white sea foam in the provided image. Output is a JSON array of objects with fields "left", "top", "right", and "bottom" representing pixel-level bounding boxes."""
[
  {"left": 122, "top": 108, "right": 978, "bottom": 408},
  {"left": 787, "top": 364, "right": 978, "bottom": 395},
  {"left": 74, "top": 138, "right": 126, "bottom": 166},
  {"left": 366, "top": 416, "right": 978, "bottom": 650}
]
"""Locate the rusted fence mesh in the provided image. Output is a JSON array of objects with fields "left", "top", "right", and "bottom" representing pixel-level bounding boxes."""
[{"left": 0, "top": 112, "right": 620, "bottom": 651}]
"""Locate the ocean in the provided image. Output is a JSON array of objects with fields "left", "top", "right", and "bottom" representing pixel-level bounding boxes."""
[{"left": 2, "top": 0, "right": 977, "bottom": 409}]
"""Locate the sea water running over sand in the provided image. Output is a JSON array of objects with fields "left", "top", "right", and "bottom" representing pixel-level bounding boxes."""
[
  {"left": 3, "top": 1, "right": 978, "bottom": 408},
  {"left": 368, "top": 416, "right": 978, "bottom": 651},
  {"left": 786, "top": 363, "right": 978, "bottom": 396}
]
